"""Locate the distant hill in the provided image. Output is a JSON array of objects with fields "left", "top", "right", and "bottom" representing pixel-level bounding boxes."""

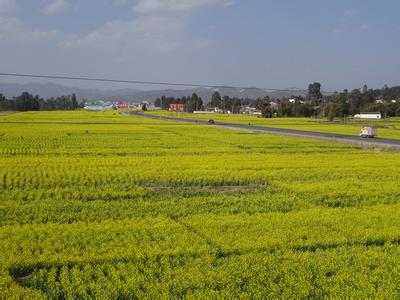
[{"left": 0, "top": 81, "right": 307, "bottom": 102}]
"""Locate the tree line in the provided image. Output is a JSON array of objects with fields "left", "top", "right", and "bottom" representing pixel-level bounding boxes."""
[
  {"left": 320, "top": 85, "right": 400, "bottom": 120},
  {"left": 155, "top": 92, "right": 265, "bottom": 114},
  {"left": 155, "top": 83, "right": 400, "bottom": 119},
  {"left": 2, "top": 83, "right": 400, "bottom": 119},
  {"left": 0, "top": 92, "right": 80, "bottom": 111},
  {"left": 154, "top": 93, "right": 204, "bottom": 112}
]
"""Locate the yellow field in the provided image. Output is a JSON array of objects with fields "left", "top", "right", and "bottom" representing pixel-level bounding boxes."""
[{"left": 0, "top": 111, "right": 399, "bottom": 298}]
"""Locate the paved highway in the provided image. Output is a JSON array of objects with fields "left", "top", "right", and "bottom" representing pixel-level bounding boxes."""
[{"left": 129, "top": 112, "right": 400, "bottom": 150}]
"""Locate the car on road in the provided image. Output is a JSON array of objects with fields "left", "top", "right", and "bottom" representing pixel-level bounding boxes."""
[{"left": 360, "top": 126, "right": 377, "bottom": 138}]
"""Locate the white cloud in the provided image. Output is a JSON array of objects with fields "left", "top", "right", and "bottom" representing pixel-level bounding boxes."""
[
  {"left": 62, "top": 15, "right": 184, "bottom": 51},
  {"left": 0, "top": 0, "right": 16, "bottom": 13},
  {"left": 192, "top": 37, "right": 210, "bottom": 49},
  {"left": 42, "top": 0, "right": 71, "bottom": 15},
  {"left": 332, "top": 28, "right": 344, "bottom": 36},
  {"left": 344, "top": 9, "right": 354, "bottom": 19},
  {"left": 63, "top": 0, "right": 231, "bottom": 51},
  {"left": 0, "top": 16, "right": 57, "bottom": 42},
  {"left": 109, "top": 0, "right": 130, "bottom": 6},
  {"left": 133, "top": 0, "right": 232, "bottom": 14}
]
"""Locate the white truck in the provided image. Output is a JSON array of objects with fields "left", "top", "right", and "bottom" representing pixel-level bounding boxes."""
[{"left": 360, "top": 126, "right": 377, "bottom": 138}]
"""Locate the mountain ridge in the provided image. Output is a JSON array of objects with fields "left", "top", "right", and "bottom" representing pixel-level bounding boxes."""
[{"left": 0, "top": 81, "right": 307, "bottom": 102}]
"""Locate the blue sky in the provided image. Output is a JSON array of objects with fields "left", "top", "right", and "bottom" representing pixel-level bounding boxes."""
[{"left": 0, "top": 0, "right": 399, "bottom": 91}]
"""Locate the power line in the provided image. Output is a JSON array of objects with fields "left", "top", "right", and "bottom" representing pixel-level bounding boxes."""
[{"left": 0, "top": 72, "right": 311, "bottom": 94}]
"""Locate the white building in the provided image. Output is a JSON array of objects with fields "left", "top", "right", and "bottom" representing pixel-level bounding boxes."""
[
  {"left": 241, "top": 106, "right": 262, "bottom": 115},
  {"left": 354, "top": 112, "right": 382, "bottom": 119}
]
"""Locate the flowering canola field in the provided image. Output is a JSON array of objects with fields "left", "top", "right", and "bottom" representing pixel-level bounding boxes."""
[{"left": 0, "top": 111, "right": 400, "bottom": 298}]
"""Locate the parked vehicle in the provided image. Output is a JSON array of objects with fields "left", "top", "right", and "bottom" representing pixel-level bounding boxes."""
[{"left": 360, "top": 126, "right": 377, "bottom": 138}]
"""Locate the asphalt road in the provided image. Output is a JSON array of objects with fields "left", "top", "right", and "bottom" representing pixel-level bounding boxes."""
[{"left": 129, "top": 112, "right": 400, "bottom": 150}]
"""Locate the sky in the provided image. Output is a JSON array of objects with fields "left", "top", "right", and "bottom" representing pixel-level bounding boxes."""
[{"left": 0, "top": 0, "right": 399, "bottom": 91}]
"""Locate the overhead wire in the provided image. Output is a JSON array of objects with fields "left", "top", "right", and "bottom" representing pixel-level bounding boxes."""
[{"left": 0, "top": 72, "right": 325, "bottom": 94}]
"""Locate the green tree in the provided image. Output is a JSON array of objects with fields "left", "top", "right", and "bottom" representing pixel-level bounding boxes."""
[
  {"left": 307, "top": 82, "right": 323, "bottom": 104},
  {"left": 71, "top": 93, "right": 78, "bottom": 110},
  {"left": 0, "top": 93, "right": 13, "bottom": 111},
  {"left": 256, "top": 96, "right": 272, "bottom": 117},
  {"left": 209, "top": 91, "right": 222, "bottom": 108},
  {"left": 326, "top": 102, "right": 341, "bottom": 121},
  {"left": 15, "top": 92, "right": 40, "bottom": 111},
  {"left": 348, "top": 89, "right": 363, "bottom": 114},
  {"left": 277, "top": 100, "right": 293, "bottom": 117},
  {"left": 230, "top": 98, "right": 242, "bottom": 114},
  {"left": 341, "top": 89, "right": 349, "bottom": 118}
]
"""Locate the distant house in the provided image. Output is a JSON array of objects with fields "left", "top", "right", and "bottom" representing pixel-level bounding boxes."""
[
  {"left": 289, "top": 98, "right": 296, "bottom": 104},
  {"left": 84, "top": 105, "right": 105, "bottom": 112},
  {"left": 375, "top": 99, "right": 384, "bottom": 104},
  {"left": 117, "top": 102, "right": 129, "bottom": 109},
  {"left": 169, "top": 104, "right": 185, "bottom": 112},
  {"left": 269, "top": 101, "right": 278, "bottom": 108},
  {"left": 391, "top": 99, "right": 397, "bottom": 103},
  {"left": 354, "top": 112, "right": 382, "bottom": 119},
  {"left": 240, "top": 106, "right": 262, "bottom": 115}
]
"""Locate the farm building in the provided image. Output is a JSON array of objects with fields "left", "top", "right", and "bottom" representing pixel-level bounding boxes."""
[
  {"left": 117, "top": 102, "right": 129, "bottom": 109},
  {"left": 84, "top": 105, "right": 105, "bottom": 112},
  {"left": 240, "top": 106, "right": 262, "bottom": 115},
  {"left": 169, "top": 104, "right": 185, "bottom": 112},
  {"left": 354, "top": 112, "right": 381, "bottom": 119}
]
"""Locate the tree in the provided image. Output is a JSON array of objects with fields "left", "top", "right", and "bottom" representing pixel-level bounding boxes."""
[
  {"left": 396, "top": 105, "right": 400, "bottom": 117},
  {"left": 154, "top": 98, "right": 161, "bottom": 108},
  {"left": 15, "top": 92, "right": 40, "bottom": 111},
  {"left": 307, "top": 82, "right": 323, "bottom": 104},
  {"left": 191, "top": 93, "right": 199, "bottom": 111},
  {"left": 71, "top": 93, "right": 78, "bottom": 110},
  {"left": 230, "top": 98, "right": 242, "bottom": 114},
  {"left": 222, "top": 96, "right": 229, "bottom": 112},
  {"left": 160, "top": 96, "right": 168, "bottom": 110},
  {"left": 348, "top": 89, "right": 363, "bottom": 115},
  {"left": 340, "top": 89, "right": 349, "bottom": 118},
  {"left": 326, "top": 102, "right": 341, "bottom": 121},
  {"left": 256, "top": 96, "right": 272, "bottom": 117},
  {"left": 209, "top": 91, "right": 222, "bottom": 108},
  {"left": 182, "top": 93, "right": 204, "bottom": 112},
  {"left": 276, "top": 100, "right": 293, "bottom": 117},
  {"left": 0, "top": 93, "right": 14, "bottom": 111}
]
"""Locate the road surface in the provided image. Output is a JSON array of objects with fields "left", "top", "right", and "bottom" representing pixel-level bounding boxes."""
[{"left": 128, "top": 112, "right": 400, "bottom": 150}]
